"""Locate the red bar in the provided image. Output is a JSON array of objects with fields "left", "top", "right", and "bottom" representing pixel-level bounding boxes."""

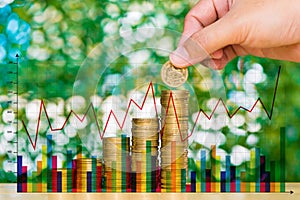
[
  {"left": 72, "top": 160, "right": 77, "bottom": 192},
  {"left": 156, "top": 167, "right": 161, "bottom": 192},
  {"left": 96, "top": 166, "right": 102, "bottom": 192},
  {"left": 22, "top": 166, "right": 27, "bottom": 192},
  {"left": 261, "top": 182, "right": 266, "bottom": 192},
  {"left": 206, "top": 169, "right": 211, "bottom": 192},
  {"left": 52, "top": 156, "right": 57, "bottom": 192},
  {"left": 186, "top": 184, "right": 191, "bottom": 192},
  {"left": 230, "top": 182, "right": 236, "bottom": 192}
]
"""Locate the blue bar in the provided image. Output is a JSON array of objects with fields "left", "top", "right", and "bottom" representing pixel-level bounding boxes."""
[
  {"left": 236, "top": 175, "right": 240, "bottom": 192},
  {"left": 200, "top": 150, "right": 206, "bottom": 192},
  {"left": 265, "top": 172, "right": 270, "bottom": 192},
  {"left": 226, "top": 155, "right": 230, "bottom": 192},
  {"left": 57, "top": 171, "right": 62, "bottom": 192},
  {"left": 191, "top": 171, "right": 196, "bottom": 192},
  {"left": 221, "top": 171, "right": 226, "bottom": 192},
  {"left": 87, "top": 172, "right": 92, "bottom": 192},
  {"left": 151, "top": 156, "right": 157, "bottom": 192},
  {"left": 181, "top": 169, "right": 186, "bottom": 192},
  {"left": 255, "top": 148, "right": 260, "bottom": 192},
  {"left": 17, "top": 156, "right": 22, "bottom": 192},
  {"left": 131, "top": 172, "right": 136, "bottom": 192}
]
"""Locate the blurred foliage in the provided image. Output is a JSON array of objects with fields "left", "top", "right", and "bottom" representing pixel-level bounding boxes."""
[{"left": 0, "top": 0, "right": 299, "bottom": 183}]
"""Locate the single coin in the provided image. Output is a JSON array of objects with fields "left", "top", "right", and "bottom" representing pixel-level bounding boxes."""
[{"left": 161, "top": 61, "right": 188, "bottom": 87}]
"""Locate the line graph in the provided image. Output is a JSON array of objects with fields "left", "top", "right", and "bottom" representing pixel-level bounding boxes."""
[{"left": 22, "top": 66, "right": 281, "bottom": 150}]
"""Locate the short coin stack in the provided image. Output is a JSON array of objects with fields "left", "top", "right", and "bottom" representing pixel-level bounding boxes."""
[
  {"left": 131, "top": 118, "right": 159, "bottom": 192},
  {"left": 160, "top": 90, "right": 189, "bottom": 192},
  {"left": 102, "top": 136, "right": 130, "bottom": 192}
]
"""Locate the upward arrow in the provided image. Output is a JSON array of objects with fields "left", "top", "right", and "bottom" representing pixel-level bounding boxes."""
[{"left": 16, "top": 54, "right": 19, "bottom": 58}]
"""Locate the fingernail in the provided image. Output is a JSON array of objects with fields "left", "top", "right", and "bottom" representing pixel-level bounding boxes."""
[{"left": 170, "top": 46, "right": 190, "bottom": 67}]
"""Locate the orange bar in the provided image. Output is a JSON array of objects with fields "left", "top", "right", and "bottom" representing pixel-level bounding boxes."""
[
  {"left": 137, "top": 161, "right": 141, "bottom": 193},
  {"left": 240, "top": 172, "right": 246, "bottom": 192},
  {"left": 37, "top": 161, "right": 42, "bottom": 192},
  {"left": 270, "top": 182, "right": 275, "bottom": 192},
  {"left": 106, "top": 171, "right": 112, "bottom": 192},
  {"left": 171, "top": 141, "right": 176, "bottom": 192}
]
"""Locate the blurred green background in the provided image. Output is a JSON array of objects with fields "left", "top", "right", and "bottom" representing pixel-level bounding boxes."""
[{"left": 0, "top": 0, "right": 299, "bottom": 183}]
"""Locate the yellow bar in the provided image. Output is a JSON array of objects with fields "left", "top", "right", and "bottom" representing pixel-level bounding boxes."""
[
  {"left": 141, "top": 155, "right": 146, "bottom": 192},
  {"left": 250, "top": 182, "right": 256, "bottom": 192},
  {"left": 196, "top": 160, "right": 201, "bottom": 192},
  {"left": 275, "top": 182, "right": 281, "bottom": 192},
  {"left": 62, "top": 170, "right": 67, "bottom": 192},
  {"left": 215, "top": 155, "right": 221, "bottom": 192},
  {"left": 27, "top": 182, "right": 32, "bottom": 193},
  {"left": 42, "top": 145, "right": 47, "bottom": 192}
]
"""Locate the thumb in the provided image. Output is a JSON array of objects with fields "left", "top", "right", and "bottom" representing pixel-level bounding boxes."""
[{"left": 170, "top": 16, "right": 238, "bottom": 68}]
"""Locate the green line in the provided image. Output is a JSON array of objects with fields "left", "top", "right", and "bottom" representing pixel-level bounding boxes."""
[{"left": 146, "top": 141, "right": 151, "bottom": 192}]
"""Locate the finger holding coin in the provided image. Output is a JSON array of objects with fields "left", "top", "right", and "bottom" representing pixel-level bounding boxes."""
[{"left": 161, "top": 61, "right": 188, "bottom": 88}]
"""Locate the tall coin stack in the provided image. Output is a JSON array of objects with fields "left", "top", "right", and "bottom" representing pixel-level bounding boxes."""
[
  {"left": 131, "top": 118, "right": 159, "bottom": 192},
  {"left": 102, "top": 136, "right": 130, "bottom": 192},
  {"left": 160, "top": 90, "right": 189, "bottom": 192}
]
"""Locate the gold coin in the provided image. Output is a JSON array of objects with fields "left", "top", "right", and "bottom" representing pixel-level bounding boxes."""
[{"left": 161, "top": 61, "right": 188, "bottom": 87}]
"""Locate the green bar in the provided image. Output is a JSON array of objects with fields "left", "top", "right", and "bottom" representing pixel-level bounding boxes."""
[
  {"left": 32, "top": 172, "right": 37, "bottom": 192},
  {"left": 280, "top": 127, "right": 285, "bottom": 192},
  {"left": 270, "top": 161, "right": 276, "bottom": 182},
  {"left": 215, "top": 156, "right": 221, "bottom": 182},
  {"left": 112, "top": 161, "right": 116, "bottom": 192},
  {"left": 92, "top": 157, "right": 96, "bottom": 192},
  {"left": 102, "top": 176, "right": 106, "bottom": 192},
  {"left": 166, "top": 170, "right": 171, "bottom": 192},
  {"left": 181, "top": 169, "right": 186, "bottom": 192},
  {"left": 146, "top": 141, "right": 151, "bottom": 192}
]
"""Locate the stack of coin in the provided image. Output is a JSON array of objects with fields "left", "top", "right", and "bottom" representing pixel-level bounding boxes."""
[
  {"left": 76, "top": 158, "right": 92, "bottom": 192},
  {"left": 160, "top": 90, "right": 189, "bottom": 191},
  {"left": 131, "top": 118, "right": 159, "bottom": 191},
  {"left": 102, "top": 136, "right": 130, "bottom": 191}
]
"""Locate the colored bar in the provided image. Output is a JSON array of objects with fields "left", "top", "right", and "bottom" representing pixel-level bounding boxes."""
[
  {"left": 166, "top": 170, "right": 171, "bottom": 192},
  {"left": 215, "top": 155, "right": 221, "bottom": 192},
  {"left": 200, "top": 150, "right": 206, "bottom": 192},
  {"left": 250, "top": 150, "right": 255, "bottom": 192},
  {"left": 136, "top": 161, "right": 141, "bottom": 192},
  {"left": 96, "top": 165, "right": 102, "bottom": 192},
  {"left": 230, "top": 166, "right": 236, "bottom": 192},
  {"left": 126, "top": 155, "right": 131, "bottom": 191},
  {"left": 151, "top": 156, "right": 157, "bottom": 192},
  {"left": 211, "top": 145, "right": 216, "bottom": 192},
  {"left": 112, "top": 161, "right": 116, "bottom": 192},
  {"left": 62, "top": 169, "right": 67, "bottom": 192},
  {"left": 22, "top": 166, "right": 27, "bottom": 192},
  {"left": 225, "top": 155, "right": 230, "bottom": 192},
  {"left": 280, "top": 127, "right": 285, "bottom": 192},
  {"left": 260, "top": 156, "right": 266, "bottom": 192},
  {"left": 32, "top": 171, "right": 37, "bottom": 192},
  {"left": 122, "top": 135, "right": 127, "bottom": 192},
  {"left": 67, "top": 150, "right": 72, "bottom": 192},
  {"left": 47, "top": 135, "right": 52, "bottom": 192},
  {"left": 37, "top": 161, "right": 42, "bottom": 192},
  {"left": 270, "top": 161, "right": 275, "bottom": 192},
  {"left": 221, "top": 171, "right": 226, "bottom": 192},
  {"left": 87, "top": 171, "right": 92, "bottom": 192},
  {"left": 147, "top": 141, "right": 152, "bottom": 192},
  {"left": 265, "top": 172, "right": 270, "bottom": 192},
  {"left": 206, "top": 169, "right": 211, "bottom": 192},
  {"left": 72, "top": 160, "right": 77, "bottom": 192},
  {"left": 191, "top": 171, "right": 196, "bottom": 192},
  {"left": 92, "top": 157, "right": 96, "bottom": 192},
  {"left": 240, "top": 171, "right": 246, "bottom": 192},
  {"left": 131, "top": 172, "right": 136, "bottom": 192},
  {"left": 57, "top": 171, "right": 62, "bottom": 192},
  {"left": 42, "top": 145, "right": 47, "bottom": 192},
  {"left": 52, "top": 156, "right": 57, "bottom": 192},
  {"left": 17, "top": 156, "right": 22, "bottom": 192},
  {"left": 181, "top": 169, "right": 186, "bottom": 192},
  {"left": 171, "top": 141, "right": 176, "bottom": 192},
  {"left": 196, "top": 160, "right": 200, "bottom": 192},
  {"left": 255, "top": 148, "right": 260, "bottom": 192}
]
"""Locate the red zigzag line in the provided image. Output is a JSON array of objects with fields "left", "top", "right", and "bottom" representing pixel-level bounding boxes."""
[{"left": 22, "top": 66, "right": 281, "bottom": 150}]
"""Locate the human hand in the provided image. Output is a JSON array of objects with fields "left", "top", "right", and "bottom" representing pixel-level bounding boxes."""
[{"left": 170, "top": 0, "right": 300, "bottom": 69}]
